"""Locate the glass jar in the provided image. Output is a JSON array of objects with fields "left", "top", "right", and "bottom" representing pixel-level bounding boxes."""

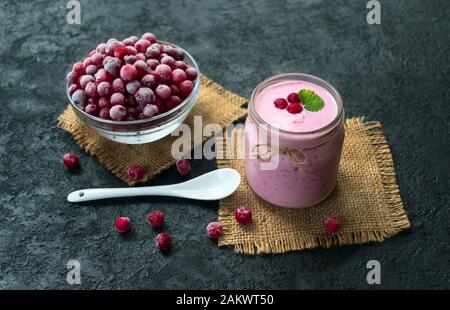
[{"left": 244, "top": 73, "right": 345, "bottom": 208}]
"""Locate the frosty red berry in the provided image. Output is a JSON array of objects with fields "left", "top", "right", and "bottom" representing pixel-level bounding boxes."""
[
  {"left": 234, "top": 206, "right": 252, "bottom": 225},
  {"left": 115, "top": 217, "right": 132, "bottom": 233}
]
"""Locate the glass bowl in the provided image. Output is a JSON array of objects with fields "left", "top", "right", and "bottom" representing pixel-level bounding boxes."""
[{"left": 66, "top": 40, "right": 200, "bottom": 144}]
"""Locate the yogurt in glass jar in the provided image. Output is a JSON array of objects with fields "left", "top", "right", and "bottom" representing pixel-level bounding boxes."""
[{"left": 244, "top": 73, "right": 345, "bottom": 208}]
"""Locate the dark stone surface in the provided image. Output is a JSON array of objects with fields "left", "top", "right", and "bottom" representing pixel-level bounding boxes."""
[{"left": 0, "top": 0, "right": 448, "bottom": 289}]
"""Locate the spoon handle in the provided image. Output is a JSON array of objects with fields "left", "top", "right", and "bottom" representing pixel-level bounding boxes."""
[{"left": 67, "top": 186, "right": 176, "bottom": 203}]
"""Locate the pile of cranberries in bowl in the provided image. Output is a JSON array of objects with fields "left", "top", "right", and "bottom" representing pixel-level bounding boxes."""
[{"left": 66, "top": 33, "right": 200, "bottom": 144}]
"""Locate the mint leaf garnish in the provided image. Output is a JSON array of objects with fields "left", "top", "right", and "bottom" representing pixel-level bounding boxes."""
[{"left": 299, "top": 89, "right": 325, "bottom": 112}]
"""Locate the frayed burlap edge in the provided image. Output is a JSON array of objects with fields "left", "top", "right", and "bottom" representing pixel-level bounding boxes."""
[
  {"left": 217, "top": 117, "right": 410, "bottom": 254},
  {"left": 57, "top": 75, "right": 248, "bottom": 185}
]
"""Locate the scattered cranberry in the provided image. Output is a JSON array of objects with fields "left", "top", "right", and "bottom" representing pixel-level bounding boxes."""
[
  {"left": 274, "top": 98, "right": 288, "bottom": 109},
  {"left": 175, "top": 158, "right": 191, "bottom": 176},
  {"left": 127, "top": 164, "right": 144, "bottom": 181},
  {"left": 147, "top": 210, "right": 165, "bottom": 228},
  {"left": 179, "top": 80, "right": 193, "bottom": 98},
  {"left": 287, "top": 102, "right": 303, "bottom": 114},
  {"left": 287, "top": 92, "right": 300, "bottom": 103},
  {"left": 206, "top": 222, "right": 223, "bottom": 239},
  {"left": 110, "top": 93, "right": 125, "bottom": 106},
  {"left": 120, "top": 64, "right": 138, "bottom": 82},
  {"left": 143, "top": 104, "right": 159, "bottom": 117},
  {"left": 324, "top": 217, "right": 342, "bottom": 233},
  {"left": 155, "top": 232, "right": 171, "bottom": 251},
  {"left": 62, "top": 153, "right": 79, "bottom": 169},
  {"left": 115, "top": 217, "right": 132, "bottom": 233},
  {"left": 109, "top": 105, "right": 127, "bottom": 120},
  {"left": 185, "top": 67, "right": 198, "bottom": 81},
  {"left": 234, "top": 206, "right": 252, "bottom": 225}
]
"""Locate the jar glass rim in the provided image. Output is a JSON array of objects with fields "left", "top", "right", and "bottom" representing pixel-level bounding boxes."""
[{"left": 249, "top": 73, "right": 344, "bottom": 137}]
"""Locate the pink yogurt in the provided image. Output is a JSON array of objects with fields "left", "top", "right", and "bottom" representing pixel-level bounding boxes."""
[{"left": 244, "top": 73, "right": 345, "bottom": 208}]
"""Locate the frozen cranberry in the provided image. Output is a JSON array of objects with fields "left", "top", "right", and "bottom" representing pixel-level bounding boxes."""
[
  {"left": 147, "top": 210, "right": 164, "bottom": 228},
  {"left": 146, "top": 59, "right": 160, "bottom": 70},
  {"left": 109, "top": 105, "right": 127, "bottom": 120},
  {"left": 122, "top": 36, "right": 138, "bottom": 46},
  {"left": 126, "top": 80, "right": 141, "bottom": 95},
  {"left": 185, "top": 67, "right": 198, "bottom": 81},
  {"left": 71, "top": 89, "right": 87, "bottom": 106},
  {"left": 287, "top": 102, "right": 303, "bottom": 114},
  {"left": 167, "top": 47, "right": 185, "bottom": 60},
  {"left": 62, "top": 153, "right": 79, "bottom": 169},
  {"left": 151, "top": 43, "right": 162, "bottom": 52},
  {"left": 85, "top": 103, "right": 98, "bottom": 116},
  {"left": 83, "top": 57, "right": 94, "bottom": 67},
  {"left": 79, "top": 75, "right": 95, "bottom": 89},
  {"left": 145, "top": 45, "right": 160, "bottom": 59},
  {"left": 127, "top": 94, "right": 137, "bottom": 107},
  {"left": 72, "top": 62, "right": 85, "bottom": 75},
  {"left": 141, "top": 32, "right": 157, "bottom": 44},
  {"left": 134, "top": 39, "right": 151, "bottom": 53},
  {"left": 161, "top": 45, "right": 173, "bottom": 54},
  {"left": 161, "top": 55, "right": 176, "bottom": 68},
  {"left": 141, "top": 74, "right": 157, "bottom": 89},
  {"left": 85, "top": 64, "right": 98, "bottom": 75},
  {"left": 176, "top": 159, "right": 191, "bottom": 175},
  {"left": 155, "top": 84, "right": 171, "bottom": 100},
  {"left": 115, "top": 217, "right": 131, "bottom": 233},
  {"left": 206, "top": 222, "right": 223, "bottom": 239},
  {"left": 96, "top": 43, "right": 107, "bottom": 54},
  {"left": 234, "top": 206, "right": 252, "bottom": 225},
  {"left": 133, "top": 60, "right": 149, "bottom": 78},
  {"left": 170, "top": 85, "right": 180, "bottom": 96},
  {"left": 126, "top": 107, "right": 138, "bottom": 117},
  {"left": 154, "top": 64, "right": 172, "bottom": 83},
  {"left": 155, "top": 232, "right": 171, "bottom": 251},
  {"left": 120, "top": 64, "right": 138, "bottom": 82},
  {"left": 154, "top": 98, "right": 167, "bottom": 114},
  {"left": 95, "top": 68, "right": 113, "bottom": 83},
  {"left": 67, "top": 71, "right": 80, "bottom": 84},
  {"left": 90, "top": 52, "right": 104, "bottom": 66},
  {"left": 179, "top": 80, "right": 194, "bottom": 98},
  {"left": 84, "top": 81, "right": 98, "bottom": 97},
  {"left": 135, "top": 53, "right": 146, "bottom": 61},
  {"left": 112, "top": 78, "right": 125, "bottom": 93},
  {"left": 114, "top": 45, "right": 130, "bottom": 59},
  {"left": 127, "top": 164, "right": 144, "bottom": 181},
  {"left": 106, "top": 39, "right": 121, "bottom": 55},
  {"left": 124, "top": 55, "right": 137, "bottom": 65},
  {"left": 99, "top": 107, "right": 110, "bottom": 119},
  {"left": 274, "top": 98, "right": 288, "bottom": 109},
  {"left": 287, "top": 92, "right": 300, "bottom": 103},
  {"left": 143, "top": 104, "right": 158, "bottom": 117},
  {"left": 104, "top": 57, "right": 121, "bottom": 76},
  {"left": 97, "top": 81, "right": 112, "bottom": 97},
  {"left": 324, "top": 217, "right": 342, "bottom": 233},
  {"left": 175, "top": 60, "right": 187, "bottom": 70},
  {"left": 166, "top": 95, "right": 182, "bottom": 110},
  {"left": 68, "top": 84, "right": 80, "bottom": 95},
  {"left": 98, "top": 96, "right": 110, "bottom": 109},
  {"left": 172, "top": 69, "right": 187, "bottom": 85},
  {"left": 110, "top": 93, "right": 125, "bottom": 106},
  {"left": 126, "top": 46, "right": 137, "bottom": 55},
  {"left": 135, "top": 87, "right": 155, "bottom": 105}
]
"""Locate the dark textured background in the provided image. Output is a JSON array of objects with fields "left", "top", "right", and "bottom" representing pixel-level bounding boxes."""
[{"left": 0, "top": 0, "right": 448, "bottom": 289}]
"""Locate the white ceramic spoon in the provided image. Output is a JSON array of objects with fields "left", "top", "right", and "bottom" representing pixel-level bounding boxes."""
[{"left": 67, "top": 168, "right": 241, "bottom": 203}]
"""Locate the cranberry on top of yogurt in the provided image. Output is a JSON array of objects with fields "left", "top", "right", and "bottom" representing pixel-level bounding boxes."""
[{"left": 67, "top": 33, "right": 198, "bottom": 121}]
